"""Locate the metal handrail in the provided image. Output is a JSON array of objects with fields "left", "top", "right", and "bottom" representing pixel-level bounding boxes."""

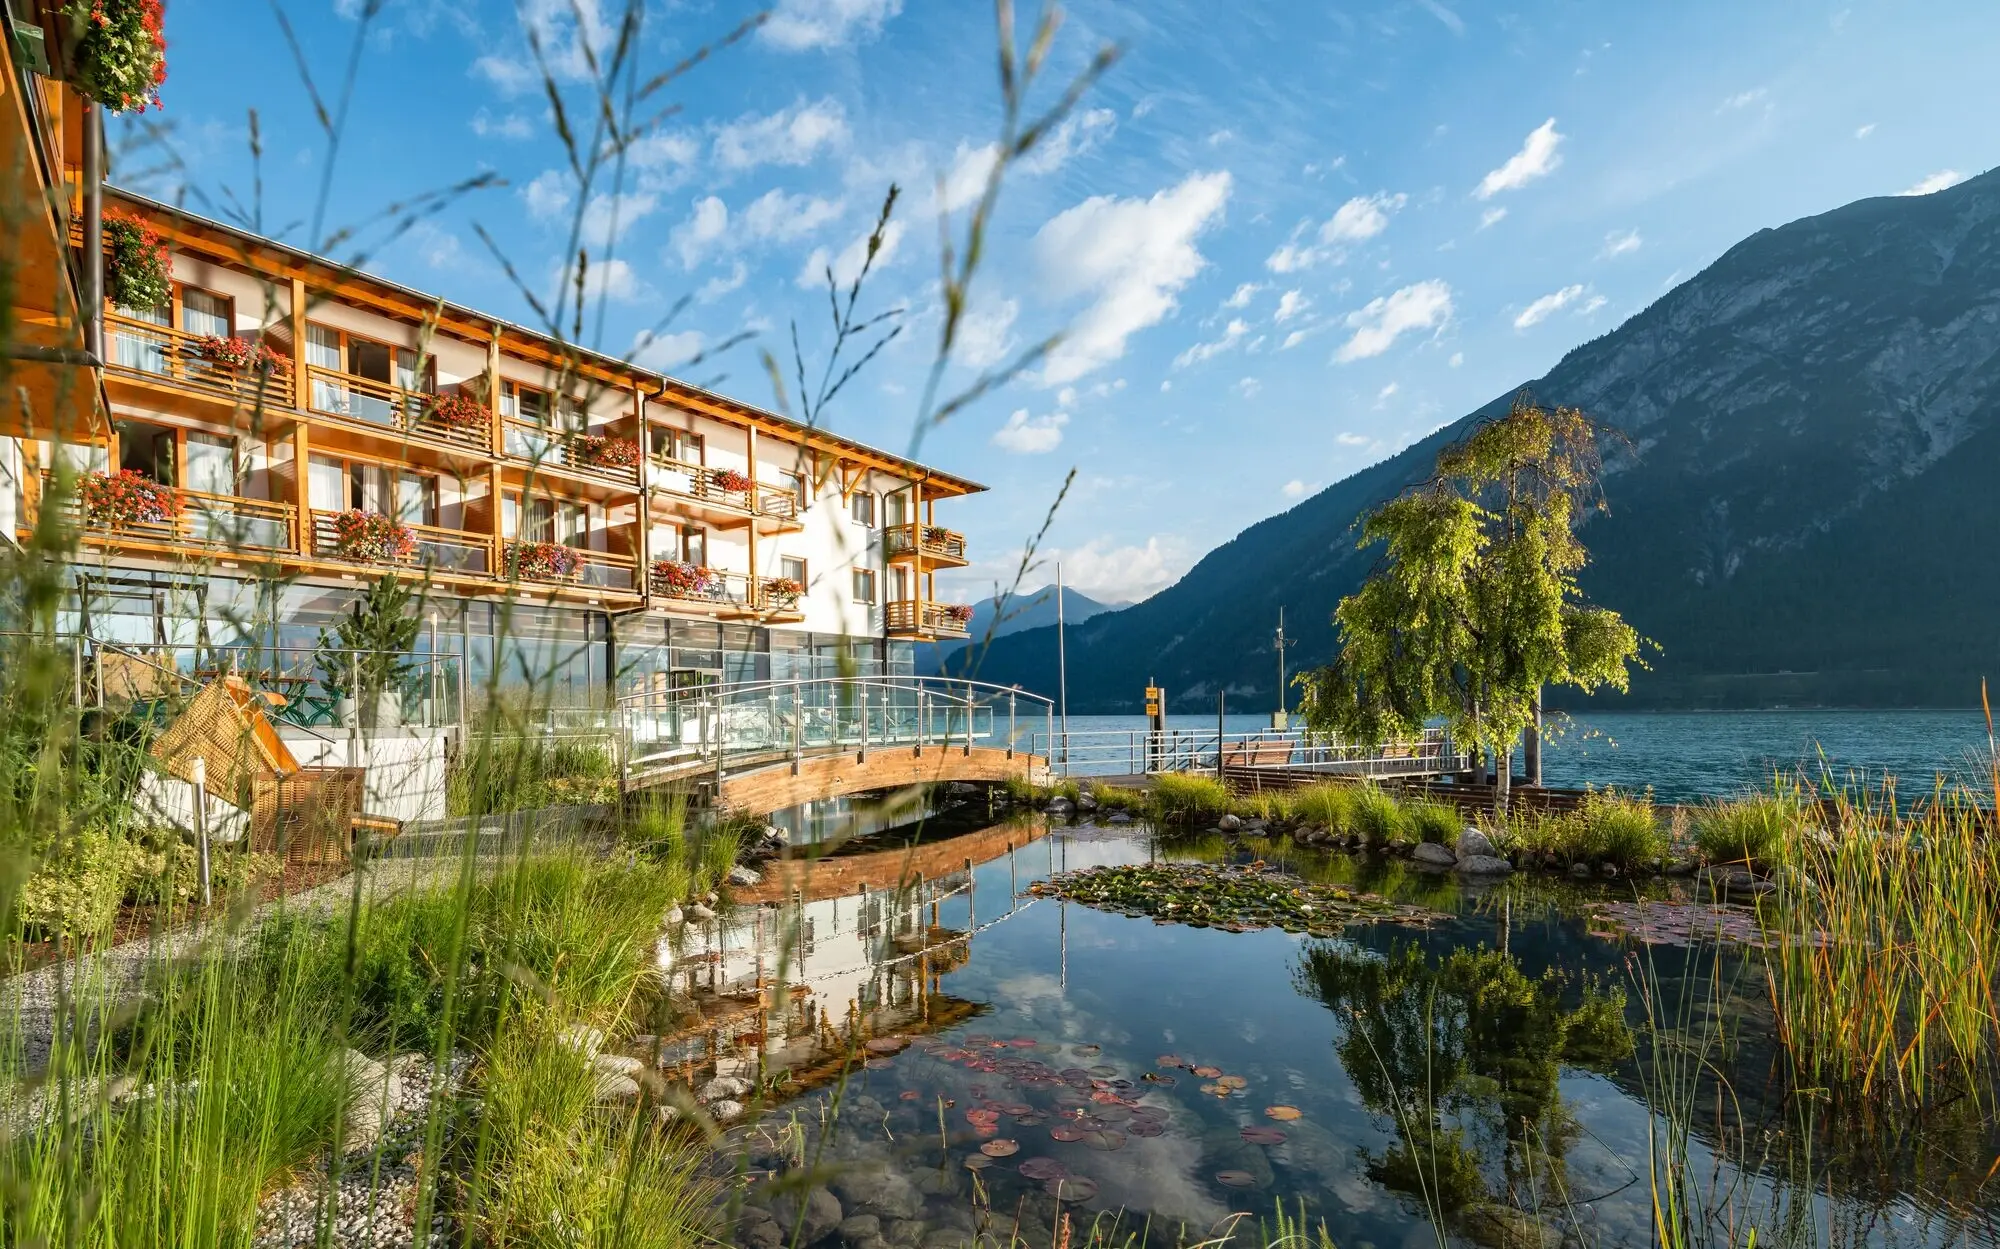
[{"left": 1027, "top": 726, "right": 1463, "bottom": 779}]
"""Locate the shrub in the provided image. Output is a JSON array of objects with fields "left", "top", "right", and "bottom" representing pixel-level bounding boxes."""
[
  {"left": 19, "top": 825, "right": 144, "bottom": 938},
  {"left": 1289, "top": 782, "right": 1359, "bottom": 833},
  {"left": 1404, "top": 797, "right": 1462, "bottom": 845},
  {"left": 1693, "top": 793, "right": 1796, "bottom": 866},
  {"left": 1350, "top": 785, "right": 1407, "bottom": 845},
  {"left": 1579, "top": 790, "right": 1667, "bottom": 866},
  {"left": 1149, "top": 773, "right": 1232, "bottom": 824}
]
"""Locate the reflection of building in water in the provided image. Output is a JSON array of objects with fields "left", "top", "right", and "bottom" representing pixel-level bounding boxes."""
[{"left": 654, "top": 869, "right": 981, "bottom": 1087}]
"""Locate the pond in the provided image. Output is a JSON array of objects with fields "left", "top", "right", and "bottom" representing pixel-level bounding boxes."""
[{"left": 672, "top": 814, "right": 2000, "bottom": 1249}]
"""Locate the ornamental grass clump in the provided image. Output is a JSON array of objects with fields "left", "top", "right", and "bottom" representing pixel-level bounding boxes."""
[
  {"left": 1148, "top": 772, "right": 1232, "bottom": 826},
  {"left": 1694, "top": 791, "right": 1798, "bottom": 867},
  {"left": 1404, "top": 797, "right": 1461, "bottom": 845},
  {"left": 1350, "top": 785, "right": 1408, "bottom": 845},
  {"left": 1289, "top": 782, "right": 1360, "bottom": 834}
]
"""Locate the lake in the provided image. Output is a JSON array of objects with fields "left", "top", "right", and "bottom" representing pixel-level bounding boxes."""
[
  {"left": 1049, "top": 709, "right": 1994, "bottom": 803},
  {"left": 688, "top": 810, "right": 2000, "bottom": 1249}
]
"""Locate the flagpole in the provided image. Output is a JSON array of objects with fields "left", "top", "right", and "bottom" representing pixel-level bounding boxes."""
[{"left": 1056, "top": 562, "right": 1069, "bottom": 758}]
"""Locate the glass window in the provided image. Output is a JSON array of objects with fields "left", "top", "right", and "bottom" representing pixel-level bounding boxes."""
[
  {"left": 395, "top": 474, "right": 436, "bottom": 526},
  {"left": 850, "top": 491, "right": 875, "bottom": 527},
  {"left": 112, "top": 299, "right": 170, "bottom": 374},
  {"left": 116, "top": 421, "right": 175, "bottom": 484},
  {"left": 307, "top": 456, "right": 345, "bottom": 511},
  {"left": 889, "top": 565, "right": 912, "bottom": 602},
  {"left": 682, "top": 528, "right": 707, "bottom": 566},
  {"left": 780, "top": 556, "right": 806, "bottom": 586},
  {"left": 180, "top": 288, "right": 231, "bottom": 338},
  {"left": 884, "top": 490, "right": 909, "bottom": 528},
  {"left": 305, "top": 325, "right": 342, "bottom": 369},
  {"left": 184, "top": 432, "right": 237, "bottom": 496},
  {"left": 784, "top": 472, "right": 807, "bottom": 508},
  {"left": 852, "top": 567, "right": 877, "bottom": 605}
]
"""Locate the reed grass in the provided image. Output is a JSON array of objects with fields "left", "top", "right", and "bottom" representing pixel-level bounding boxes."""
[{"left": 1692, "top": 791, "right": 1798, "bottom": 867}]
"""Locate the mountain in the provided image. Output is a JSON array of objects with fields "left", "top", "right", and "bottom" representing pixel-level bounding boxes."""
[
  {"left": 915, "top": 587, "right": 1115, "bottom": 676},
  {"left": 969, "top": 169, "right": 2000, "bottom": 712}
]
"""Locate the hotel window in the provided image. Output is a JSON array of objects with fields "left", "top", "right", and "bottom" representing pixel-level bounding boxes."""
[
  {"left": 883, "top": 489, "right": 910, "bottom": 529},
  {"left": 889, "top": 565, "right": 913, "bottom": 603},
  {"left": 307, "top": 455, "right": 438, "bottom": 525},
  {"left": 680, "top": 527, "right": 708, "bottom": 567},
  {"left": 783, "top": 472, "right": 807, "bottom": 510},
  {"left": 652, "top": 427, "right": 703, "bottom": 465},
  {"left": 179, "top": 288, "right": 232, "bottom": 339},
  {"left": 852, "top": 567, "right": 877, "bottom": 605},
  {"left": 850, "top": 490, "right": 876, "bottom": 527},
  {"left": 779, "top": 556, "right": 807, "bottom": 588},
  {"left": 508, "top": 493, "right": 590, "bottom": 546},
  {"left": 306, "top": 324, "right": 428, "bottom": 423}
]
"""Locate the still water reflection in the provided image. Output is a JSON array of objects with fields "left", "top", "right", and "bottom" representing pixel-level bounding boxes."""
[{"left": 684, "top": 816, "right": 1998, "bottom": 1249}]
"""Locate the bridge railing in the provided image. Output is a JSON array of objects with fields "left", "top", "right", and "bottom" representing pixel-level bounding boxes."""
[
  {"left": 617, "top": 676, "right": 1054, "bottom": 788},
  {"left": 1030, "top": 726, "right": 1465, "bottom": 780}
]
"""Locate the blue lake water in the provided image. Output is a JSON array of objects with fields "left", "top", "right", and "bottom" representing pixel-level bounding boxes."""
[{"left": 1051, "top": 709, "right": 1995, "bottom": 803}]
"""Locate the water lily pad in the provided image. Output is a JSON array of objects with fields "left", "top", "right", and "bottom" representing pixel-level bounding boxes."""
[
  {"left": 1050, "top": 1124, "right": 1086, "bottom": 1142},
  {"left": 1082, "top": 1129, "right": 1127, "bottom": 1151},
  {"left": 1156, "top": 1055, "right": 1185, "bottom": 1068},
  {"left": 966, "top": 1108, "right": 1001, "bottom": 1126},
  {"left": 1046, "top": 1176, "right": 1100, "bottom": 1202},
  {"left": 981, "top": 1139, "right": 1021, "bottom": 1157},
  {"left": 1191, "top": 1066, "right": 1223, "bottom": 1079},
  {"left": 1215, "top": 1170, "right": 1259, "bottom": 1188},
  {"left": 1018, "top": 1157, "right": 1069, "bottom": 1181},
  {"left": 1264, "top": 1105, "right": 1302, "bottom": 1121},
  {"left": 1142, "top": 1072, "right": 1177, "bottom": 1086},
  {"left": 1070, "top": 1044, "right": 1101, "bottom": 1056},
  {"left": 964, "top": 1155, "right": 994, "bottom": 1170},
  {"left": 1014, "top": 1112, "right": 1048, "bottom": 1127},
  {"left": 900, "top": 1090, "right": 921, "bottom": 1101},
  {"left": 1240, "top": 1126, "right": 1287, "bottom": 1145},
  {"left": 865, "top": 1036, "right": 906, "bottom": 1054},
  {"left": 1127, "top": 1118, "right": 1167, "bottom": 1138},
  {"left": 1215, "top": 1075, "right": 1247, "bottom": 1090},
  {"left": 864, "top": 1058, "right": 893, "bottom": 1070},
  {"left": 1011, "top": 1038, "right": 1040, "bottom": 1048}
]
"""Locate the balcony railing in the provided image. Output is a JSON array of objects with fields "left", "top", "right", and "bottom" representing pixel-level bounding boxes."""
[
  {"left": 504, "top": 542, "right": 638, "bottom": 592},
  {"left": 884, "top": 523, "right": 967, "bottom": 565},
  {"left": 649, "top": 563, "right": 754, "bottom": 610},
  {"left": 46, "top": 472, "right": 295, "bottom": 554},
  {"left": 886, "top": 599, "right": 973, "bottom": 638},
  {"left": 306, "top": 367, "right": 492, "bottom": 454},
  {"left": 752, "top": 485, "right": 801, "bottom": 525},
  {"left": 504, "top": 419, "right": 642, "bottom": 487},
  {"left": 312, "top": 513, "right": 495, "bottom": 576},
  {"left": 103, "top": 313, "right": 296, "bottom": 409},
  {"left": 650, "top": 457, "right": 753, "bottom": 512}
]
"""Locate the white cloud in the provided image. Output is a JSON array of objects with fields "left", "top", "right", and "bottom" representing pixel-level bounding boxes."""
[
  {"left": 1280, "top": 479, "right": 1307, "bottom": 499},
  {"left": 1321, "top": 191, "right": 1407, "bottom": 243},
  {"left": 1273, "top": 290, "right": 1310, "bottom": 324},
  {"left": 1375, "top": 381, "right": 1399, "bottom": 405},
  {"left": 472, "top": 0, "right": 613, "bottom": 96},
  {"left": 1333, "top": 280, "right": 1454, "bottom": 363},
  {"left": 1264, "top": 239, "right": 1317, "bottom": 274},
  {"left": 631, "top": 328, "right": 705, "bottom": 370},
  {"left": 1513, "top": 283, "right": 1585, "bottom": 329},
  {"left": 671, "top": 196, "right": 730, "bottom": 269},
  {"left": 1280, "top": 329, "right": 1310, "bottom": 350},
  {"left": 1580, "top": 294, "right": 1608, "bottom": 315},
  {"left": 1600, "top": 228, "right": 1642, "bottom": 258},
  {"left": 933, "top": 108, "right": 1116, "bottom": 215},
  {"left": 1033, "top": 171, "right": 1233, "bottom": 385},
  {"left": 1221, "top": 282, "right": 1260, "bottom": 310},
  {"left": 1717, "top": 87, "right": 1768, "bottom": 112},
  {"left": 471, "top": 109, "right": 533, "bottom": 140},
  {"left": 936, "top": 142, "right": 1001, "bottom": 215},
  {"left": 1335, "top": 431, "right": 1371, "bottom": 446},
  {"left": 1478, "top": 206, "right": 1507, "bottom": 230},
  {"left": 1173, "top": 318, "right": 1248, "bottom": 369},
  {"left": 1898, "top": 169, "right": 1964, "bottom": 196},
  {"left": 741, "top": 189, "right": 844, "bottom": 242},
  {"left": 578, "top": 190, "right": 657, "bottom": 250},
  {"left": 796, "top": 219, "right": 907, "bottom": 289},
  {"left": 1234, "top": 376, "right": 1261, "bottom": 398},
  {"left": 1854, "top": 123, "right": 1875, "bottom": 140},
  {"left": 574, "top": 257, "right": 640, "bottom": 302},
  {"left": 956, "top": 299, "right": 1020, "bottom": 369},
  {"left": 522, "top": 170, "right": 570, "bottom": 221},
  {"left": 1448, "top": 351, "right": 1464, "bottom": 367},
  {"left": 1414, "top": 0, "right": 1465, "bottom": 35},
  {"left": 760, "top": 0, "right": 901, "bottom": 51},
  {"left": 1046, "top": 536, "right": 1189, "bottom": 603},
  {"left": 990, "top": 408, "right": 1068, "bottom": 454},
  {"left": 697, "top": 262, "right": 749, "bottom": 302},
  {"left": 1474, "top": 118, "right": 1563, "bottom": 199},
  {"left": 715, "top": 98, "right": 849, "bottom": 170}
]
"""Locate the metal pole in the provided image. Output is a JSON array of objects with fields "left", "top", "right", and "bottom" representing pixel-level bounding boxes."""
[
  {"left": 791, "top": 679, "right": 802, "bottom": 774},
  {"left": 72, "top": 637, "right": 83, "bottom": 710},
  {"left": 1007, "top": 691, "right": 1016, "bottom": 760},
  {"left": 192, "top": 758, "right": 211, "bottom": 908},
  {"left": 427, "top": 612, "right": 439, "bottom": 727},
  {"left": 1216, "top": 690, "right": 1226, "bottom": 780},
  {"left": 860, "top": 682, "right": 870, "bottom": 761},
  {"left": 1055, "top": 562, "right": 1068, "bottom": 752},
  {"left": 93, "top": 646, "right": 104, "bottom": 710},
  {"left": 83, "top": 104, "right": 103, "bottom": 363}
]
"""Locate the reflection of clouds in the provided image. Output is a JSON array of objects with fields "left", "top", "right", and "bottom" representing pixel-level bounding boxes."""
[{"left": 1066, "top": 1124, "right": 1235, "bottom": 1229}]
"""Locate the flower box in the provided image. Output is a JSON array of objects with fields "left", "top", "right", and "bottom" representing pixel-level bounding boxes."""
[
  {"left": 79, "top": 469, "right": 179, "bottom": 528},
  {"left": 103, "top": 211, "right": 169, "bottom": 311},
  {"left": 424, "top": 393, "right": 490, "bottom": 433},
  {"left": 572, "top": 434, "right": 640, "bottom": 470},
  {"left": 508, "top": 541, "right": 579, "bottom": 582},
  {"left": 329, "top": 510, "right": 416, "bottom": 563},
  {"left": 192, "top": 335, "right": 290, "bottom": 376},
  {"left": 652, "top": 560, "right": 719, "bottom": 598},
  {"left": 923, "top": 526, "right": 954, "bottom": 547},
  {"left": 709, "top": 468, "right": 752, "bottom": 495},
  {"left": 56, "top": 0, "right": 168, "bottom": 113},
  {"left": 763, "top": 576, "right": 804, "bottom": 609},
  {"left": 941, "top": 603, "right": 975, "bottom": 626}
]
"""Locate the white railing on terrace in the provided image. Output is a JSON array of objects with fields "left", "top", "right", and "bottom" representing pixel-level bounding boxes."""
[
  {"left": 616, "top": 676, "right": 1054, "bottom": 787},
  {"left": 1029, "top": 726, "right": 1465, "bottom": 780}
]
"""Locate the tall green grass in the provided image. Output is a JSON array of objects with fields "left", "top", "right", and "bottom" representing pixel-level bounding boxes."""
[
  {"left": 1147, "top": 773, "right": 1232, "bottom": 824},
  {"left": 1693, "top": 791, "right": 1798, "bottom": 866}
]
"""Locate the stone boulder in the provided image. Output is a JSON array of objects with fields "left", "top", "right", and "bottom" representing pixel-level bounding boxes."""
[
  {"left": 1456, "top": 827, "right": 1497, "bottom": 859},
  {"left": 1411, "top": 841, "right": 1457, "bottom": 868},
  {"left": 1217, "top": 813, "right": 1242, "bottom": 832},
  {"left": 699, "top": 1075, "right": 755, "bottom": 1103},
  {"left": 335, "top": 1049, "right": 402, "bottom": 1156},
  {"left": 727, "top": 865, "right": 763, "bottom": 887},
  {"left": 768, "top": 1187, "right": 843, "bottom": 1247},
  {"left": 1455, "top": 854, "right": 1513, "bottom": 875},
  {"left": 832, "top": 1166, "right": 926, "bottom": 1220}
]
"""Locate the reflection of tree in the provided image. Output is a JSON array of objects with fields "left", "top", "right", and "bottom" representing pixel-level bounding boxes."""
[{"left": 1295, "top": 942, "right": 1634, "bottom": 1235}]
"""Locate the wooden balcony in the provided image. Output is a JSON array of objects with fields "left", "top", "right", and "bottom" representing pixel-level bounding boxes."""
[
  {"left": 646, "top": 565, "right": 805, "bottom": 620},
  {"left": 311, "top": 512, "right": 495, "bottom": 578},
  {"left": 44, "top": 474, "right": 295, "bottom": 558},
  {"left": 305, "top": 367, "right": 493, "bottom": 459},
  {"left": 103, "top": 313, "right": 296, "bottom": 411},
  {"left": 649, "top": 458, "right": 801, "bottom": 528},
  {"left": 503, "top": 419, "right": 642, "bottom": 489},
  {"left": 886, "top": 599, "right": 973, "bottom": 639},
  {"left": 502, "top": 541, "right": 639, "bottom": 594},
  {"left": 884, "top": 523, "right": 968, "bottom": 568}
]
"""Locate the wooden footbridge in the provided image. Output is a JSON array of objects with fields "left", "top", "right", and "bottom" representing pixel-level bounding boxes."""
[{"left": 617, "top": 676, "right": 1053, "bottom": 812}]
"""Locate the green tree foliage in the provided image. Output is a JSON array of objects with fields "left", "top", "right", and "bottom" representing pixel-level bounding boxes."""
[
  {"left": 314, "top": 574, "right": 423, "bottom": 705},
  {"left": 1297, "top": 395, "right": 1644, "bottom": 786}
]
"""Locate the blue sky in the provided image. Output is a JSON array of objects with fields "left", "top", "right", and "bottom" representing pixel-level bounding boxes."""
[{"left": 132, "top": 0, "right": 1995, "bottom": 605}]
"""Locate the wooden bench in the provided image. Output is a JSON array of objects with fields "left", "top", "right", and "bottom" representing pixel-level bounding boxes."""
[{"left": 1219, "top": 739, "right": 1296, "bottom": 769}]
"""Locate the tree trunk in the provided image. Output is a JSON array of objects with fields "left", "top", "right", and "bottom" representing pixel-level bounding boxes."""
[
  {"left": 1524, "top": 686, "right": 1543, "bottom": 789},
  {"left": 1494, "top": 737, "right": 1511, "bottom": 816}
]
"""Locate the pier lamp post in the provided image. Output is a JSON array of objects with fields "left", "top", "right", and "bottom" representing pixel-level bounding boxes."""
[{"left": 1271, "top": 608, "right": 1292, "bottom": 731}]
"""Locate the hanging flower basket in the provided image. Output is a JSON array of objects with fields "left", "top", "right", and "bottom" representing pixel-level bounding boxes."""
[
  {"left": 508, "top": 541, "right": 579, "bottom": 582},
  {"left": 103, "top": 211, "right": 170, "bottom": 311},
  {"left": 923, "top": 526, "right": 953, "bottom": 547},
  {"left": 78, "top": 469, "right": 179, "bottom": 528},
  {"left": 651, "top": 560, "right": 718, "bottom": 598},
  {"left": 424, "top": 393, "right": 490, "bottom": 434},
  {"left": 763, "top": 576, "right": 804, "bottom": 608},
  {"left": 571, "top": 434, "right": 639, "bottom": 470},
  {"left": 329, "top": 510, "right": 417, "bottom": 563},
  {"left": 941, "top": 603, "right": 975, "bottom": 627},
  {"left": 192, "top": 335, "right": 290, "bottom": 375},
  {"left": 58, "top": 0, "right": 168, "bottom": 113},
  {"left": 709, "top": 468, "right": 752, "bottom": 495}
]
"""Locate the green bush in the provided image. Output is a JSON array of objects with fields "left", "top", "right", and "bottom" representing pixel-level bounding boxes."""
[
  {"left": 19, "top": 825, "right": 144, "bottom": 939},
  {"left": 1404, "top": 798, "right": 1462, "bottom": 845},
  {"left": 1693, "top": 794, "right": 1796, "bottom": 866},
  {"left": 121, "top": 828, "right": 279, "bottom": 906},
  {"left": 1351, "top": 785, "right": 1407, "bottom": 845},
  {"left": 1580, "top": 791, "right": 1666, "bottom": 866},
  {"left": 1149, "top": 773, "right": 1232, "bottom": 824},
  {"left": 1289, "top": 782, "right": 1359, "bottom": 833}
]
